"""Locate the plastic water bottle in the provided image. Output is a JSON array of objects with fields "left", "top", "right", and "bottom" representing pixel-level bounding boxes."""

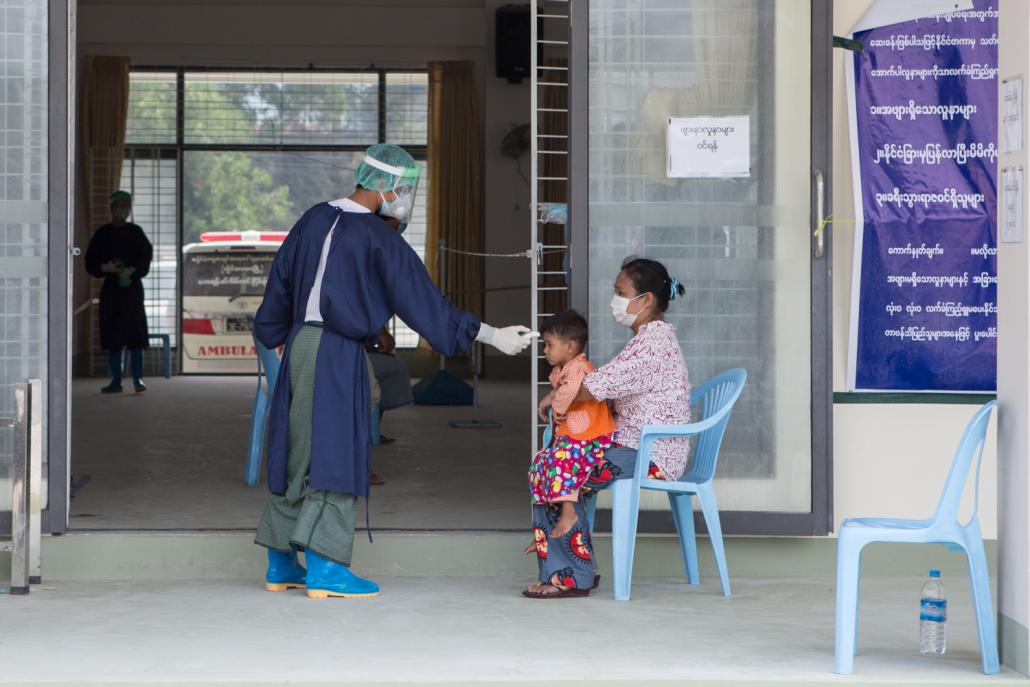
[{"left": 919, "top": 569, "right": 947, "bottom": 655}]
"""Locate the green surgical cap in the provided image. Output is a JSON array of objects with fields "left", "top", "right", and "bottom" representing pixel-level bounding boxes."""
[
  {"left": 110, "top": 190, "right": 132, "bottom": 204},
  {"left": 355, "top": 144, "right": 420, "bottom": 193}
]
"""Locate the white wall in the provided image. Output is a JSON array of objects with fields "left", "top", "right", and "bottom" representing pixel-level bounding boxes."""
[
  {"left": 481, "top": 3, "right": 532, "bottom": 348},
  {"left": 830, "top": 0, "right": 998, "bottom": 538},
  {"left": 997, "top": 0, "right": 1030, "bottom": 668},
  {"left": 77, "top": 0, "right": 531, "bottom": 341}
]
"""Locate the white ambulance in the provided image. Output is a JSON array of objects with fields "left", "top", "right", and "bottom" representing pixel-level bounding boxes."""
[{"left": 181, "top": 230, "right": 286, "bottom": 374}]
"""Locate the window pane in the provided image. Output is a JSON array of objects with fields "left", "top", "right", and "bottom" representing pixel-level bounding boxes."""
[
  {"left": 121, "top": 151, "right": 178, "bottom": 347},
  {"left": 184, "top": 71, "right": 379, "bottom": 145},
  {"left": 386, "top": 72, "right": 428, "bottom": 146},
  {"left": 125, "top": 67, "right": 435, "bottom": 362},
  {"left": 125, "top": 71, "right": 178, "bottom": 144},
  {"left": 390, "top": 160, "right": 428, "bottom": 348},
  {"left": 182, "top": 150, "right": 360, "bottom": 242},
  {"left": 182, "top": 150, "right": 428, "bottom": 348}
]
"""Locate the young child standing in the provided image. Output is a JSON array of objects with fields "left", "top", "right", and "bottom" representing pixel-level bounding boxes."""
[{"left": 525, "top": 311, "right": 617, "bottom": 595}]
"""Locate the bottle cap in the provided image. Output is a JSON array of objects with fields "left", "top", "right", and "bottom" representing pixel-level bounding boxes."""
[{"left": 929, "top": 569, "right": 941, "bottom": 577}]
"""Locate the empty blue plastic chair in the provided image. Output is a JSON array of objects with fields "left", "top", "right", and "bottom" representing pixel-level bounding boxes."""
[
  {"left": 834, "top": 400, "right": 998, "bottom": 675},
  {"left": 245, "top": 334, "right": 281, "bottom": 486},
  {"left": 589, "top": 368, "right": 746, "bottom": 600}
]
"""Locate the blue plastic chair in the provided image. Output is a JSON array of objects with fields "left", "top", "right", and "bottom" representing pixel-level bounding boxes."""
[
  {"left": 834, "top": 400, "right": 999, "bottom": 675},
  {"left": 121, "top": 333, "right": 172, "bottom": 379},
  {"left": 541, "top": 407, "right": 554, "bottom": 450},
  {"left": 371, "top": 403, "right": 381, "bottom": 446},
  {"left": 589, "top": 368, "right": 747, "bottom": 600},
  {"left": 245, "top": 334, "right": 282, "bottom": 486}
]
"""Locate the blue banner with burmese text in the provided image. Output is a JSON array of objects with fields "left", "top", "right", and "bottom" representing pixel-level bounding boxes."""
[{"left": 849, "top": 1, "right": 998, "bottom": 391}]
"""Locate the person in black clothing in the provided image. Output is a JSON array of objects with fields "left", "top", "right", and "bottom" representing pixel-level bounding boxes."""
[{"left": 84, "top": 190, "right": 153, "bottom": 393}]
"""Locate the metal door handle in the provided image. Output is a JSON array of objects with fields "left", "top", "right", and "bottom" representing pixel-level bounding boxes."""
[{"left": 813, "top": 169, "right": 825, "bottom": 258}]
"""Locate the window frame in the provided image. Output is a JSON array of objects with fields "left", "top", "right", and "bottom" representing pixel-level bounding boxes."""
[{"left": 124, "top": 66, "right": 430, "bottom": 363}]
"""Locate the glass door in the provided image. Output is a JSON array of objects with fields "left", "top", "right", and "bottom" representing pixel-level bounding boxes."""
[
  {"left": 577, "top": 0, "right": 832, "bottom": 534},
  {"left": 0, "top": 0, "right": 50, "bottom": 531}
]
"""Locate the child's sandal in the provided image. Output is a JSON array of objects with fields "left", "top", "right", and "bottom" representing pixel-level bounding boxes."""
[{"left": 521, "top": 583, "right": 589, "bottom": 599}]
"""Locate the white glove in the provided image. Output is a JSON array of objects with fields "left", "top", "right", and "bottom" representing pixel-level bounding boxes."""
[{"left": 476, "top": 323, "right": 532, "bottom": 355}]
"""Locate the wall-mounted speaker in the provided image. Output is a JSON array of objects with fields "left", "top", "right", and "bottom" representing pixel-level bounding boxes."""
[{"left": 495, "top": 4, "right": 530, "bottom": 84}]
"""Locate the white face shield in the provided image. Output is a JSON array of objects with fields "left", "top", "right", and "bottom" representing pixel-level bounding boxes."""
[
  {"left": 361, "top": 154, "right": 421, "bottom": 224},
  {"left": 379, "top": 183, "right": 418, "bottom": 223}
]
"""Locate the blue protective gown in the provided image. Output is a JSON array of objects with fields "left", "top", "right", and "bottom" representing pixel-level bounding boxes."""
[{"left": 254, "top": 203, "right": 481, "bottom": 498}]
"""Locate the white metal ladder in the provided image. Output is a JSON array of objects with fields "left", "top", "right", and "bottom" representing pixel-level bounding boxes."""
[{"left": 530, "top": 0, "right": 573, "bottom": 454}]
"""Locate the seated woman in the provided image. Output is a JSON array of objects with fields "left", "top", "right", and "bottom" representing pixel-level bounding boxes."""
[{"left": 524, "top": 256, "right": 690, "bottom": 599}]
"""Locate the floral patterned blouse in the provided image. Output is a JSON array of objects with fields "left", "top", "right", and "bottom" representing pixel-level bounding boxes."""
[{"left": 583, "top": 320, "right": 691, "bottom": 478}]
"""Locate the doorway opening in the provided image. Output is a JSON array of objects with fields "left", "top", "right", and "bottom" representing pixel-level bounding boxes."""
[{"left": 70, "top": 60, "right": 536, "bottom": 531}]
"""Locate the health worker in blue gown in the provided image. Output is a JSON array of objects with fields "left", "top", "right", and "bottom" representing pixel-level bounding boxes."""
[{"left": 253, "top": 143, "right": 532, "bottom": 599}]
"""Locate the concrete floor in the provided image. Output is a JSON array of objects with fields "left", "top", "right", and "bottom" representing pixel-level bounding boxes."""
[
  {"left": 70, "top": 376, "right": 530, "bottom": 530},
  {"left": 0, "top": 574, "right": 1020, "bottom": 685},
  {"left": 57, "top": 378, "right": 1023, "bottom": 685}
]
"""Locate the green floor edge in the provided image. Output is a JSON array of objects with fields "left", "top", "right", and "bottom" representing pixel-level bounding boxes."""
[{"left": 1001, "top": 613, "right": 1030, "bottom": 677}]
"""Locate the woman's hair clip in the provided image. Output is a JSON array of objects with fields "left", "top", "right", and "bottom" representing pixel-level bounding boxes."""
[{"left": 669, "top": 277, "right": 681, "bottom": 301}]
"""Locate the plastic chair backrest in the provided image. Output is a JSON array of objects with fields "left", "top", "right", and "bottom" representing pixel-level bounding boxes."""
[
  {"left": 682, "top": 368, "right": 747, "bottom": 484},
  {"left": 253, "top": 333, "right": 282, "bottom": 398},
  {"left": 933, "top": 400, "right": 996, "bottom": 524},
  {"left": 541, "top": 407, "right": 554, "bottom": 449}
]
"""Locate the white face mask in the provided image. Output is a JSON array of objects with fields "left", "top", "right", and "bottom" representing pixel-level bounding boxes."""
[
  {"left": 379, "top": 186, "right": 415, "bottom": 223},
  {"left": 610, "top": 293, "right": 645, "bottom": 328}
]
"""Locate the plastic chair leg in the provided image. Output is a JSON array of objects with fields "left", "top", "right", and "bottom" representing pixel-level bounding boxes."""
[
  {"left": 854, "top": 556, "right": 862, "bottom": 656},
  {"left": 698, "top": 483, "right": 729, "bottom": 596},
  {"left": 610, "top": 478, "right": 638, "bottom": 601},
  {"left": 668, "top": 492, "right": 699, "bottom": 584},
  {"left": 245, "top": 391, "right": 269, "bottom": 486},
  {"left": 162, "top": 338, "right": 171, "bottom": 378},
  {"left": 834, "top": 534, "right": 863, "bottom": 674},
  {"left": 371, "top": 404, "right": 381, "bottom": 446},
  {"left": 964, "top": 533, "right": 1001, "bottom": 674}
]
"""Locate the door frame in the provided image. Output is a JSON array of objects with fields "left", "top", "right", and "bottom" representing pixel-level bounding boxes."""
[
  {"left": 569, "top": 0, "right": 834, "bottom": 536},
  {"left": 45, "top": 0, "right": 74, "bottom": 533},
  {"left": 0, "top": 0, "right": 71, "bottom": 536}
]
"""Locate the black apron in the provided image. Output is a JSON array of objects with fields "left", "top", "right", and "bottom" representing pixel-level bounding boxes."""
[{"left": 84, "top": 223, "right": 153, "bottom": 350}]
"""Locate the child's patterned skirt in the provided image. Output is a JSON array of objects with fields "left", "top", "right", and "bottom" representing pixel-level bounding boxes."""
[{"left": 529, "top": 432, "right": 618, "bottom": 505}]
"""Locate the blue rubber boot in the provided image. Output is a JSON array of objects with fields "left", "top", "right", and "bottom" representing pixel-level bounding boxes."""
[
  {"left": 304, "top": 549, "right": 380, "bottom": 599},
  {"left": 102, "top": 351, "right": 123, "bottom": 393},
  {"left": 264, "top": 547, "right": 306, "bottom": 592}
]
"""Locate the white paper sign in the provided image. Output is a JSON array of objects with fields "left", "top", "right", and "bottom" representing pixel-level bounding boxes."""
[
  {"left": 667, "top": 116, "right": 750, "bottom": 178},
  {"left": 1002, "top": 166, "right": 1023, "bottom": 244},
  {"left": 1003, "top": 77, "right": 1023, "bottom": 154}
]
